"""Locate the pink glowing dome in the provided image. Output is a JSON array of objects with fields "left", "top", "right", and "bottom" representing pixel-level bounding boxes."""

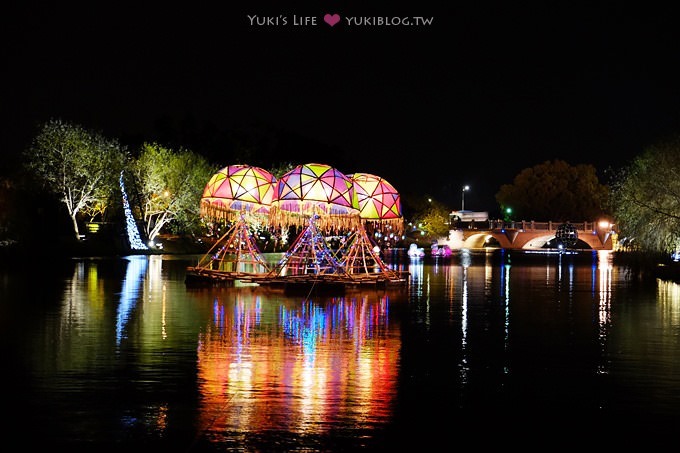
[
  {"left": 269, "top": 163, "right": 360, "bottom": 229},
  {"left": 200, "top": 164, "right": 276, "bottom": 220}
]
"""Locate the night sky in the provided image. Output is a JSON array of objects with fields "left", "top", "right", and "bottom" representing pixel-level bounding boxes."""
[{"left": 3, "top": 3, "right": 680, "bottom": 214}]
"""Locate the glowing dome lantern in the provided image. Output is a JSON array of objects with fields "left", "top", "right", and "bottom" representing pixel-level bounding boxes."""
[
  {"left": 200, "top": 164, "right": 276, "bottom": 221},
  {"left": 189, "top": 164, "right": 276, "bottom": 281},
  {"left": 349, "top": 172, "right": 404, "bottom": 234},
  {"left": 336, "top": 173, "right": 405, "bottom": 280},
  {"left": 269, "top": 163, "right": 360, "bottom": 230}
]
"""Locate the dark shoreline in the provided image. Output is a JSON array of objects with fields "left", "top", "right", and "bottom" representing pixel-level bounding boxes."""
[
  {"left": 2, "top": 239, "right": 678, "bottom": 284},
  {"left": 610, "top": 250, "right": 680, "bottom": 284}
]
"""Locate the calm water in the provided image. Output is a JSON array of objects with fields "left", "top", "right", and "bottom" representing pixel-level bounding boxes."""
[{"left": 2, "top": 250, "right": 679, "bottom": 451}]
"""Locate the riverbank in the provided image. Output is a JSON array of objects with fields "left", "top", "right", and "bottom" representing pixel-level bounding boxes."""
[
  {"left": 652, "top": 261, "right": 680, "bottom": 283},
  {"left": 0, "top": 233, "right": 211, "bottom": 263},
  {"left": 2, "top": 236, "right": 678, "bottom": 284},
  {"left": 612, "top": 250, "right": 680, "bottom": 284}
]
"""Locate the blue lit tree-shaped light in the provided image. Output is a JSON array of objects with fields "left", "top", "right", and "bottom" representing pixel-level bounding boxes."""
[{"left": 120, "top": 172, "right": 148, "bottom": 251}]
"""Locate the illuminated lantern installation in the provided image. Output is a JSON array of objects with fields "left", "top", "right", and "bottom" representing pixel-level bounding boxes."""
[
  {"left": 350, "top": 172, "right": 403, "bottom": 234},
  {"left": 200, "top": 164, "right": 276, "bottom": 222},
  {"left": 267, "top": 163, "right": 361, "bottom": 277},
  {"left": 186, "top": 165, "right": 277, "bottom": 284},
  {"left": 269, "top": 162, "right": 360, "bottom": 231},
  {"left": 340, "top": 173, "right": 406, "bottom": 279},
  {"left": 187, "top": 163, "right": 409, "bottom": 289}
]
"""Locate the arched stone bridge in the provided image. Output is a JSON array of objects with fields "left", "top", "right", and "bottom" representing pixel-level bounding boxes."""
[{"left": 441, "top": 220, "right": 617, "bottom": 251}]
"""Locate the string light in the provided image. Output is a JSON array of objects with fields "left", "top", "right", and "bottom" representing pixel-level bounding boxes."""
[{"left": 120, "top": 172, "right": 148, "bottom": 251}]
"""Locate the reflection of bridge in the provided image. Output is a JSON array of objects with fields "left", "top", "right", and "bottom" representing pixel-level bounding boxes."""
[{"left": 442, "top": 220, "right": 617, "bottom": 251}]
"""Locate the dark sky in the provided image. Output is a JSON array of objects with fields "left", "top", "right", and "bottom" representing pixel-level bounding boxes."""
[{"left": 3, "top": 3, "right": 680, "bottom": 214}]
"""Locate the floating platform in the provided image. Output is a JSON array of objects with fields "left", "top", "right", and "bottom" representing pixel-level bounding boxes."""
[
  {"left": 185, "top": 267, "right": 410, "bottom": 293},
  {"left": 184, "top": 267, "right": 266, "bottom": 287},
  {"left": 248, "top": 272, "right": 410, "bottom": 295}
]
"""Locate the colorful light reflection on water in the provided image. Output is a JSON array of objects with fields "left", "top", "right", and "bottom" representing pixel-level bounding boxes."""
[
  {"left": 5, "top": 251, "right": 680, "bottom": 450},
  {"left": 195, "top": 289, "right": 399, "bottom": 443}
]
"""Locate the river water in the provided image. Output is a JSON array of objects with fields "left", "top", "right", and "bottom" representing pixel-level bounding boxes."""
[{"left": 2, "top": 249, "right": 679, "bottom": 451}]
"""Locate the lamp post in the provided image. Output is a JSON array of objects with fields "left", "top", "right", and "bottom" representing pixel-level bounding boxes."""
[{"left": 461, "top": 185, "right": 470, "bottom": 211}]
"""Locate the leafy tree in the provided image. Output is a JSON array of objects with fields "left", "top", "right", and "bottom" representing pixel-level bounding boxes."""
[
  {"left": 23, "top": 119, "right": 126, "bottom": 240},
  {"left": 609, "top": 138, "right": 680, "bottom": 255},
  {"left": 495, "top": 159, "right": 609, "bottom": 222},
  {"left": 268, "top": 161, "right": 296, "bottom": 179},
  {"left": 409, "top": 196, "right": 452, "bottom": 240},
  {"left": 128, "top": 142, "right": 217, "bottom": 242}
]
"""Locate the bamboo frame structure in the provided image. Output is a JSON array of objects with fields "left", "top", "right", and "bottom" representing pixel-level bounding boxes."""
[
  {"left": 186, "top": 214, "right": 270, "bottom": 284},
  {"left": 337, "top": 226, "right": 403, "bottom": 280},
  {"left": 267, "top": 215, "right": 347, "bottom": 277}
]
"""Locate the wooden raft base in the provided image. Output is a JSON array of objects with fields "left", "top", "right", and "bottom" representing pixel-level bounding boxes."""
[{"left": 185, "top": 267, "right": 410, "bottom": 293}]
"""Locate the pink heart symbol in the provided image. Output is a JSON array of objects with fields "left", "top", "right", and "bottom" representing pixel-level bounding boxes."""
[{"left": 324, "top": 13, "right": 340, "bottom": 26}]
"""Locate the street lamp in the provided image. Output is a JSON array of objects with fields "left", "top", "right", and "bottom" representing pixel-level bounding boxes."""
[{"left": 461, "top": 185, "right": 470, "bottom": 211}]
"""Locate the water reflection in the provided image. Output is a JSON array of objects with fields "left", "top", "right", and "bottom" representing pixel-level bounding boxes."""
[
  {"left": 6, "top": 250, "right": 680, "bottom": 449},
  {"left": 460, "top": 249, "right": 470, "bottom": 383},
  {"left": 195, "top": 288, "right": 400, "bottom": 443},
  {"left": 597, "top": 250, "right": 613, "bottom": 375},
  {"left": 501, "top": 250, "right": 511, "bottom": 375},
  {"left": 658, "top": 279, "right": 680, "bottom": 328},
  {"left": 116, "top": 255, "right": 148, "bottom": 344}
]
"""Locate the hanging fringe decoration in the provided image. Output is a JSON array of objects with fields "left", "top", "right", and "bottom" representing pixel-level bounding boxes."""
[
  {"left": 268, "top": 203, "right": 362, "bottom": 231},
  {"left": 200, "top": 164, "right": 276, "bottom": 216},
  {"left": 190, "top": 162, "right": 410, "bottom": 287},
  {"left": 268, "top": 163, "right": 361, "bottom": 231}
]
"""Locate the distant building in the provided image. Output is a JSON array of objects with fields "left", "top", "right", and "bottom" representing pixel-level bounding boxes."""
[{"left": 449, "top": 210, "right": 489, "bottom": 223}]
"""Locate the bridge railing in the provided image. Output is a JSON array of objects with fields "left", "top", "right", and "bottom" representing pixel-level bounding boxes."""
[{"left": 481, "top": 220, "right": 603, "bottom": 232}]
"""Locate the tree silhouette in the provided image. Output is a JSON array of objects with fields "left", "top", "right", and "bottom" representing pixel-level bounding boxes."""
[
  {"left": 128, "top": 142, "right": 217, "bottom": 242},
  {"left": 23, "top": 119, "right": 126, "bottom": 240},
  {"left": 609, "top": 137, "right": 680, "bottom": 255},
  {"left": 495, "top": 159, "right": 609, "bottom": 222}
]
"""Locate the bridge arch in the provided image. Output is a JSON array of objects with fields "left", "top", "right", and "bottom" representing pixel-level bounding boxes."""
[{"left": 442, "top": 221, "right": 616, "bottom": 251}]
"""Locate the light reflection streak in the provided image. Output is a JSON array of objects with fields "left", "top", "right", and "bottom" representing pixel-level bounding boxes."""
[
  {"left": 484, "top": 251, "right": 493, "bottom": 291},
  {"left": 447, "top": 264, "right": 457, "bottom": 320},
  {"left": 503, "top": 252, "right": 511, "bottom": 375},
  {"left": 409, "top": 260, "right": 424, "bottom": 296},
  {"left": 59, "top": 256, "right": 174, "bottom": 438},
  {"left": 460, "top": 249, "right": 470, "bottom": 383},
  {"left": 87, "top": 263, "right": 98, "bottom": 300},
  {"left": 591, "top": 253, "right": 597, "bottom": 294},
  {"left": 409, "top": 260, "right": 429, "bottom": 328},
  {"left": 63, "top": 261, "right": 101, "bottom": 333},
  {"left": 556, "top": 253, "right": 577, "bottom": 297},
  {"left": 557, "top": 253, "right": 562, "bottom": 287},
  {"left": 597, "top": 250, "right": 612, "bottom": 375},
  {"left": 147, "top": 255, "right": 167, "bottom": 340},
  {"left": 116, "top": 255, "right": 148, "bottom": 345},
  {"left": 657, "top": 279, "right": 680, "bottom": 327},
  {"left": 196, "top": 290, "right": 399, "bottom": 441}
]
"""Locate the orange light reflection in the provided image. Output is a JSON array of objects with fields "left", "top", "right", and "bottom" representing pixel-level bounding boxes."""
[{"left": 196, "top": 290, "right": 400, "bottom": 440}]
